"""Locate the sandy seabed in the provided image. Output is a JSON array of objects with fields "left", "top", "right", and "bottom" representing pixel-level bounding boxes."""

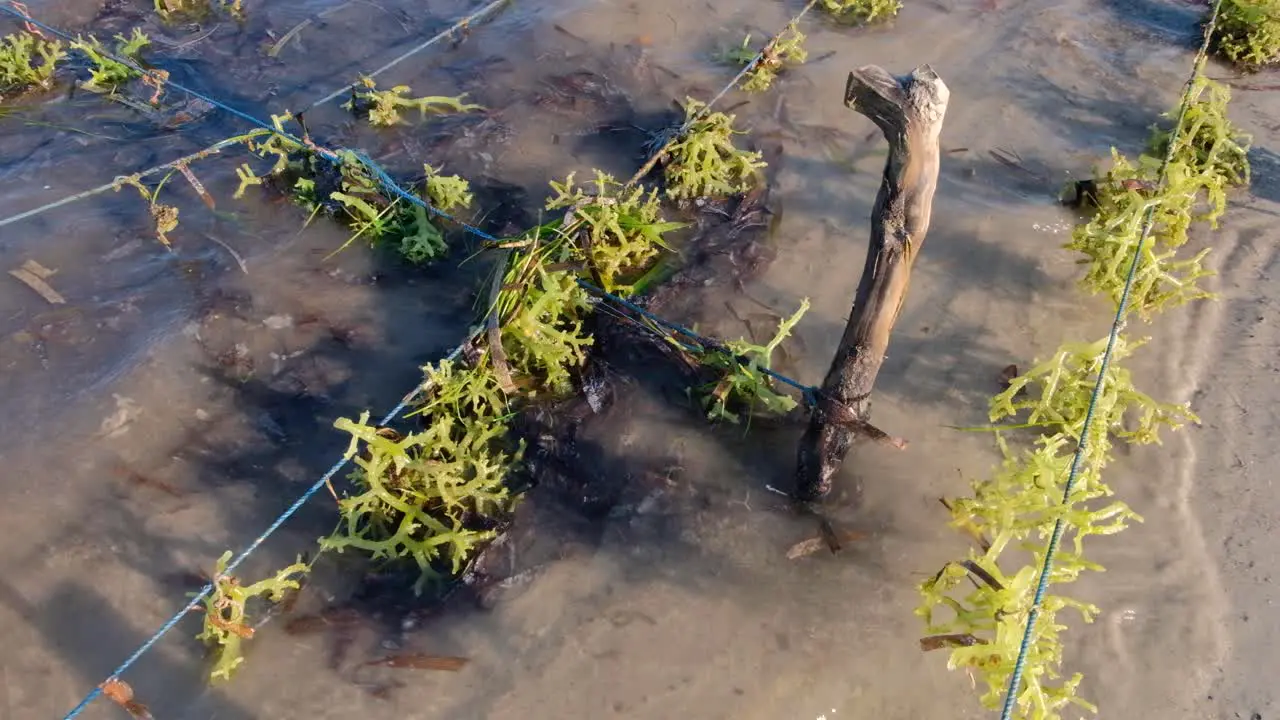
[{"left": 0, "top": 0, "right": 1276, "bottom": 718}]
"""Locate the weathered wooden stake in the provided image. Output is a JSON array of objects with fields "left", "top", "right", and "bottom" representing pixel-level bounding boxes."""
[{"left": 794, "top": 64, "right": 950, "bottom": 501}]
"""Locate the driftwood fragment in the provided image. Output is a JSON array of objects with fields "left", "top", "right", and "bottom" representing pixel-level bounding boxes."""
[
  {"left": 794, "top": 65, "right": 950, "bottom": 501},
  {"left": 364, "top": 653, "right": 470, "bottom": 671},
  {"left": 919, "top": 633, "right": 985, "bottom": 652},
  {"left": 9, "top": 259, "right": 65, "bottom": 304}
]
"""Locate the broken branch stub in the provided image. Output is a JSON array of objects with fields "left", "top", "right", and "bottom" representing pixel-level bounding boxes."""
[{"left": 794, "top": 64, "right": 949, "bottom": 501}]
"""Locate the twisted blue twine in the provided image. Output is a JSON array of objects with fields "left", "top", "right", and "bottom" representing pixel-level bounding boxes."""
[
  {"left": 572, "top": 278, "right": 818, "bottom": 402},
  {"left": 996, "top": 2, "right": 1223, "bottom": 717}
]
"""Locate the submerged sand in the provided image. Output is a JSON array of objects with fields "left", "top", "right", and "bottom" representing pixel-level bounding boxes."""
[{"left": 0, "top": 0, "right": 1276, "bottom": 718}]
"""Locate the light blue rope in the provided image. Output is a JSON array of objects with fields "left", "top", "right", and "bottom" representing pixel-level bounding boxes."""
[
  {"left": 996, "top": 2, "right": 1223, "bottom": 717},
  {"left": 298, "top": 0, "right": 510, "bottom": 113},
  {"left": 572, "top": 278, "right": 819, "bottom": 402}
]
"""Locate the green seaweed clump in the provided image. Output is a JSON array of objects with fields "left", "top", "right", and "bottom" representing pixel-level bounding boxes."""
[
  {"left": 155, "top": 0, "right": 244, "bottom": 21},
  {"left": 488, "top": 173, "right": 685, "bottom": 394},
  {"left": 322, "top": 361, "right": 519, "bottom": 594},
  {"left": 545, "top": 170, "right": 684, "bottom": 293},
  {"left": 229, "top": 113, "right": 308, "bottom": 181},
  {"left": 663, "top": 98, "right": 766, "bottom": 200},
  {"left": 229, "top": 113, "right": 346, "bottom": 210},
  {"left": 229, "top": 121, "right": 394, "bottom": 239},
  {"left": 920, "top": 333, "right": 1199, "bottom": 718},
  {"left": 343, "top": 76, "right": 482, "bottom": 127},
  {"left": 987, "top": 335, "right": 1198, "bottom": 467},
  {"left": 71, "top": 29, "right": 150, "bottom": 92},
  {"left": 324, "top": 155, "right": 476, "bottom": 263},
  {"left": 0, "top": 31, "right": 65, "bottom": 95},
  {"left": 194, "top": 551, "right": 309, "bottom": 682},
  {"left": 492, "top": 243, "right": 596, "bottom": 395},
  {"left": 1068, "top": 75, "right": 1251, "bottom": 318},
  {"left": 314, "top": 172, "right": 659, "bottom": 596},
  {"left": 1211, "top": 0, "right": 1280, "bottom": 69},
  {"left": 228, "top": 119, "right": 472, "bottom": 264},
  {"left": 1147, "top": 75, "right": 1251, "bottom": 190},
  {"left": 719, "top": 23, "right": 808, "bottom": 93},
  {"left": 230, "top": 115, "right": 318, "bottom": 210},
  {"left": 699, "top": 298, "right": 809, "bottom": 423},
  {"left": 1065, "top": 150, "right": 1216, "bottom": 318},
  {"left": 917, "top": 435, "right": 1121, "bottom": 720},
  {"left": 396, "top": 164, "right": 474, "bottom": 264},
  {"left": 314, "top": 171, "right": 662, "bottom": 593},
  {"left": 819, "top": 0, "right": 903, "bottom": 25},
  {"left": 326, "top": 150, "right": 405, "bottom": 248},
  {"left": 423, "top": 163, "right": 474, "bottom": 211}
]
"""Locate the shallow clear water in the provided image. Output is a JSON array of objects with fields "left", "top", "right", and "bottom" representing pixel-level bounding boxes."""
[{"left": 1, "top": 0, "right": 1278, "bottom": 718}]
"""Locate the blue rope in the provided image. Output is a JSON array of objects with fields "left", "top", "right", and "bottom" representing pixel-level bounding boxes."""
[
  {"left": 345, "top": 149, "right": 501, "bottom": 240},
  {"left": 572, "top": 279, "right": 818, "bottom": 402},
  {"left": 995, "top": 2, "right": 1223, "bottom": 717},
  {"left": 297, "top": 0, "right": 510, "bottom": 113}
]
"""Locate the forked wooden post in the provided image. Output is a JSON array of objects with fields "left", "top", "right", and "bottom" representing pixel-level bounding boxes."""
[{"left": 794, "top": 64, "right": 950, "bottom": 501}]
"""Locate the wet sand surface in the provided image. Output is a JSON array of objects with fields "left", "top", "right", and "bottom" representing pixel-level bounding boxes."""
[{"left": 1, "top": 0, "right": 1278, "bottom": 718}]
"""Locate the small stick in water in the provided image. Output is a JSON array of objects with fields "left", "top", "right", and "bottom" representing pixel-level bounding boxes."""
[{"left": 364, "top": 654, "right": 470, "bottom": 671}]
